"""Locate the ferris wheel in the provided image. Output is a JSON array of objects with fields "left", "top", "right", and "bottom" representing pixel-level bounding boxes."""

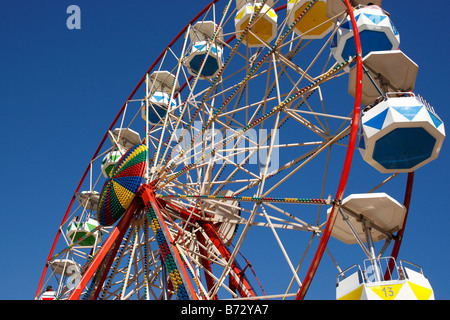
[{"left": 36, "top": 0, "right": 444, "bottom": 300}]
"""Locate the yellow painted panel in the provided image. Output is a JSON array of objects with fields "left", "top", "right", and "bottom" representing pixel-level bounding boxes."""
[
  {"left": 295, "top": 1, "right": 333, "bottom": 37},
  {"left": 235, "top": 7, "right": 245, "bottom": 21},
  {"left": 239, "top": 17, "right": 274, "bottom": 46},
  {"left": 112, "top": 181, "right": 135, "bottom": 209},
  {"left": 408, "top": 281, "right": 433, "bottom": 300},
  {"left": 369, "top": 284, "right": 404, "bottom": 300},
  {"left": 337, "top": 285, "right": 364, "bottom": 300},
  {"left": 267, "top": 9, "right": 277, "bottom": 18}
]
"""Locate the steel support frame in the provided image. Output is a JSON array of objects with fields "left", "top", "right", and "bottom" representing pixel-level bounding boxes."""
[
  {"left": 296, "top": 0, "right": 363, "bottom": 299},
  {"left": 139, "top": 184, "right": 199, "bottom": 300},
  {"left": 35, "top": 0, "right": 220, "bottom": 299},
  {"left": 37, "top": 0, "right": 411, "bottom": 301},
  {"left": 68, "top": 200, "right": 140, "bottom": 300},
  {"left": 158, "top": 196, "right": 257, "bottom": 298}
]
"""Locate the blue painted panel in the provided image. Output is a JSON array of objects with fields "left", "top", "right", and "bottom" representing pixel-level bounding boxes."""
[
  {"left": 373, "top": 127, "right": 436, "bottom": 170},
  {"left": 189, "top": 53, "right": 219, "bottom": 77},
  {"left": 362, "top": 13, "right": 387, "bottom": 25},
  {"left": 392, "top": 106, "right": 423, "bottom": 121},
  {"left": 427, "top": 110, "right": 443, "bottom": 128},
  {"left": 341, "top": 29, "right": 393, "bottom": 60},
  {"left": 148, "top": 105, "right": 167, "bottom": 123},
  {"left": 363, "top": 107, "right": 389, "bottom": 130}
]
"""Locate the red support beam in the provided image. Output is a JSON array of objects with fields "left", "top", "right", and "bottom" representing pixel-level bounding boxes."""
[
  {"left": 159, "top": 194, "right": 256, "bottom": 298},
  {"left": 89, "top": 228, "right": 128, "bottom": 300},
  {"left": 196, "top": 230, "right": 218, "bottom": 300},
  {"left": 68, "top": 201, "right": 139, "bottom": 300},
  {"left": 384, "top": 172, "right": 414, "bottom": 280},
  {"left": 200, "top": 222, "right": 257, "bottom": 298},
  {"left": 139, "top": 185, "right": 199, "bottom": 300}
]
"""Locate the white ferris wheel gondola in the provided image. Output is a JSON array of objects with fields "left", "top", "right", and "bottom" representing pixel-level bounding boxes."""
[
  {"left": 185, "top": 21, "right": 224, "bottom": 79},
  {"left": 348, "top": 50, "right": 419, "bottom": 106},
  {"left": 142, "top": 71, "right": 179, "bottom": 125},
  {"left": 331, "top": 4, "right": 399, "bottom": 64},
  {"left": 357, "top": 92, "right": 445, "bottom": 173},
  {"left": 49, "top": 259, "right": 81, "bottom": 277},
  {"left": 66, "top": 191, "right": 102, "bottom": 248},
  {"left": 109, "top": 127, "right": 141, "bottom": 151},
  {"left": 333, "top": 193, "right": 435, "bottom": 300}
]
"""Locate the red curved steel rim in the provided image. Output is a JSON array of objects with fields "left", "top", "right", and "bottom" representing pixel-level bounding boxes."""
[{"left": 296, "top": 0, "right": 363, "bottom": 300}]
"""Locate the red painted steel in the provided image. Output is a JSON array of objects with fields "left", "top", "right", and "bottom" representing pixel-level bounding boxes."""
[
  {"left": 89, "top": 231, "right": 127, "bottom": 300},
  {"left": 200, "top": 221, "right": 257, "bottom": 298},
  {"left": 196, "top": 231, "right": 219, "bottom": 299},
  {"left": 156, "top": 196, "right": 256, "bottom": 298},
  {"left": 68, "top": 201, "right": 140, "bottom": 300},
  {"left": 296, "top": 0, "right": 363, "bottom": 300},
  {"left": 140, "top": 185, "right": 199, "bottom": 300},
  {"left": 384, "top": 172, "right": 414, "bottom": 280}
]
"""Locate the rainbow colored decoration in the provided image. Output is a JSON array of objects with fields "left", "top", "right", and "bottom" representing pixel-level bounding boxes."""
[
  {"left": 97, "top": 144, "right": 148, "bottom": 226},
  {"left": 146, "top": 205, "right": 190, "bottom": 300}
]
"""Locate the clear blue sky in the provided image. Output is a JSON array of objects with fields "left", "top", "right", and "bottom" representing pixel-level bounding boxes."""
[{"left": 0, "top": 0, "right": 449, "bottom": 300}]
